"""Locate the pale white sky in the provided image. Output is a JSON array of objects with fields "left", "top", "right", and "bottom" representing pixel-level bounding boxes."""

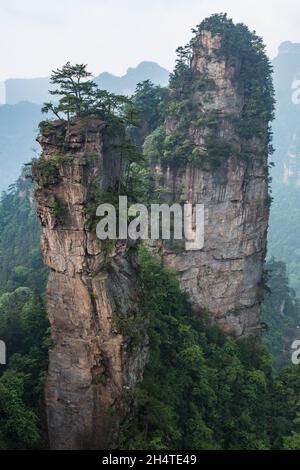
[{"left": 0, "top": 0, "right": 300, "bottom": 81}]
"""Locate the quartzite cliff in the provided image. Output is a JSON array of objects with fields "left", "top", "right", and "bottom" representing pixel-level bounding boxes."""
[
  {"left": 150, "top": 29, "right": 271, "bottom": 337},
  {"left": 33, "top": 19, "right": 273, "bottom": 449},
  {"left": 33, "top": 118, "right": 147, "bottom": 449}
]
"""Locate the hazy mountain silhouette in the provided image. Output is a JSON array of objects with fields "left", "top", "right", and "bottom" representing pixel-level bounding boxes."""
[
  {"left": 5, "top": 61, "right": 170, "bottom": 105},
  {"left": 0, "top": 102, "right": 42, "bottom": 194},
  {"left": 5, "top": 77, "right": 51, "bottom": 106},
  {"left": 95, "top": 61, "right": 169, "bottom": 95}
]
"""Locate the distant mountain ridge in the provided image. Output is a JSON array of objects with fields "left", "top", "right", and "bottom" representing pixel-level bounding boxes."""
[
  {"left": 0, "top": 102, "right": 42, "bottom": 194},
  {"left": 5, "top": 77, "right": 51, "bottom": 106},
  {"left": 95, "top": 61, "right": 170, "bottom": 95},
  {"left": 5, "top": 61, "right": 170, "bottom": 105}
]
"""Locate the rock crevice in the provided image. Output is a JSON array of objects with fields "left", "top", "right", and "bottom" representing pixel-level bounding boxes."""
[
  {"left": 33, "top": 118, "right": 146, "bottom": 449},
  {"left": 149, "top": 29, "right": 270, "bottom": 337}
]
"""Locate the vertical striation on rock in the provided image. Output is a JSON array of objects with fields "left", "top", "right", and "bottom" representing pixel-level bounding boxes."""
[
  {"left": 147, "top": 18, "right": 274, "bottom": 338},
  {"left": 32, "top": 15, "right": 274, "bottom": 449},
  {"left": 33, "top": 118, "right": 146, "bottom": 449}
]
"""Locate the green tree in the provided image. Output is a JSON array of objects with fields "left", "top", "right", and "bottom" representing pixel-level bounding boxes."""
[
  {"left": 262, "top": 258, "right": 300, "bottom": 371},
  {"left": 42, "top": 62, "right": 97, "bottom": 119},
  {"left": 129, "top": 80, "right": 168, "bottom": 147},
  {"left": 0, "top": 371, "right": 42, "bottom": 449},
  {"left": 42, "top": 62, "right": 138, "bottom": 127}
]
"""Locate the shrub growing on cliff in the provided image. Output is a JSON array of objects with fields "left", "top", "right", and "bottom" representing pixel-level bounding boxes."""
[
  {"left": 128, "top": 80, "right": 168, "bottom": 148},
  {"left": 42, "top": 63, "right": 97, "bottom": 119},
  {"left": 42, "top": 62, "right": 137, "bottom": 128},
  {"left": 121, "top": 247, "right": 300, "bottom": 450},
  {"left": 144, "top": 13, "right": 275, "bottom": 169},
  {"left": 41, "top": 63, "right": 144, "bottom": 195}
]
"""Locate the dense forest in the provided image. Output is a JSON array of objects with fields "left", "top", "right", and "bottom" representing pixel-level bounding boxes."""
[
  {"left": 0, "top": 13, "right": 300, "bottom": 451},
  {"left": 0, "top": 176, "right": 49, "bottom": 449},
  {"left": 0, "top": 181, "right": 300, "bottom": 449}
]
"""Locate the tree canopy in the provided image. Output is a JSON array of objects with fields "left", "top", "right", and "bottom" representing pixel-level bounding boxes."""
[{"left": 42, "top": 62, "right": 136, "bottom": 126}]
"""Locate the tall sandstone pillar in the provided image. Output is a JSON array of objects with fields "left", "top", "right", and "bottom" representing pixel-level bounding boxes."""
[
  {"left": 149, "top": 27, "right": 272, "bottom": 337},
  {"left": 33, "top": 18, "right": 273, "bottom": 448},
  {"left": 33, "top": 118, "right": 146, "bottom": 449}
]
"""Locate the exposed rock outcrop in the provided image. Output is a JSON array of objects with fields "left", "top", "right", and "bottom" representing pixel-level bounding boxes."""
[
  {"left": 33, "top": 17, "right": 273, "bottom": 449},
  {"left": 150, "top": 28, "right": 271, "bottom": 338},
  {"left": 33, "top": 118, "right": 147, "bottom": 449}
]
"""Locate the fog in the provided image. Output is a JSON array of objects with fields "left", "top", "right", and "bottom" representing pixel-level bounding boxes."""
[{"left": 0, "top": 0, "right": 299, "bottom": 81}]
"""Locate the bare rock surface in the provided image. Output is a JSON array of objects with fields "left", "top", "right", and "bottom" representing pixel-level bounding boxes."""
[
  {"left": 152, "top": 30, "right": 269, "bottom": 338},
  {"left": 33, "top": 117, "right": 147, "bottom": 449}
]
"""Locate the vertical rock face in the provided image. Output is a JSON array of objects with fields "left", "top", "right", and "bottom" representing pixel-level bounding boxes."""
[
  {"left": 151, "top": 29, "right": 271, "bottom": 337},
  {"left": 33, "top": 118, "right": 146, "bottom": 449},
  {"left": 156, "top": 163, "right": 268, "bottom": 338},
  {"left": 32, "top": 18, "right": 273, "bottom": 448}
]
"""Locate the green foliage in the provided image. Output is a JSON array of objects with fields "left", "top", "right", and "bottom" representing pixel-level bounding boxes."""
[
  {"left": 121, "top": 248, "right": 300, "bottom": 450},
  {"left": 0, "top": 18, "right": 297, "bottom": 451},
  {"left": 42, "top": 62, "right": 138, "bottom": 128},
  {"left": 101, "top": 239, "right": 115, "bottom": 260},
  {"left": 85, "top": 189, "right": 118, "bottom": 230},
  {"left": 40, "top": 63, "right": 146, "bottom": 209},
  {"left": 0, "top": 177, "right": 49, "bottom": 449},
  {"left": 42, "top": 62, "right": 98, "bottom": 119},
  {"left": 51, "top": 197, "right": 64, "bottom": 223},
  {"left": 0, "top": 371, "right": 41, "bottom": 449},
  {"left": 113, "top": 303, "right": 148, "bottom": 354},
  {"left": 1, "top": 176, "right": 300, "bottom": 450},
  {"left": 143, "top": 126, "right": 165, "bottom": 165},
  {"left": 283, "top": 432, "right": 300, "bottom": 450},
  {"left": 143, "top": 14, "right": 274, "bottom": 169},
  {"left": 0, "top": 288, "right": 49, "bottom": 449},
  {"left": 0, "top": 175, "right": 47, "bottom": 294},
  {"left": 196, "top": 14, "right": 274, "bottom": 149},
  {"left": 32, "top": 154, "right": 67, "bottom": 186},
  {"left": 262, "top": 258, "right": 300, "bottom": 372},
  {"left": 129, "top": 80, "right": 168, "bottom": 147}
]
